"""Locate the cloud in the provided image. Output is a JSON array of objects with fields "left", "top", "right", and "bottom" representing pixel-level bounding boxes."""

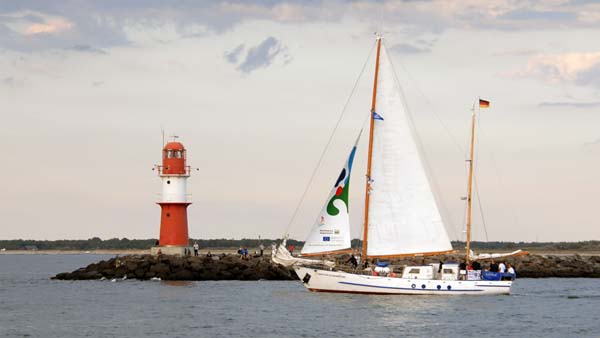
[
  {"left": 224, "top": 44, "right": 245, "bottom": 64},
  {"left": 235, "top": 37, "right": 288, "bottom": 73},
  {"left": 515, "top": 51, "right": 600, "bottom": 87},
  {"left": 584, "top": 138, "right": 600, "bottom": 146},
  {"left": 2, "top": 76, "right": 21, "bottom": 87},
  {"left": 25, "top": 18, "right": 73, "bottom": 35},
  {"left": 1, "top": 1, "right": 600, "bottom": 53},
  {"left": 538, "top": 101, "right": 600, "bottom": 109},
  {"left": 389, "top": 42, "right": 431, "bottom": 54},
  {"left": 492, "top": 48, "right": 539, "bottom": 57},
  {"left": 66, "top": 44, "right": 107, "bottom": 54}
]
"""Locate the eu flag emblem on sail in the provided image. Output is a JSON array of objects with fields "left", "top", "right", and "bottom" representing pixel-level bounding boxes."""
[{"left": 372, "top": 111, "right": 384, "bottom": 120}]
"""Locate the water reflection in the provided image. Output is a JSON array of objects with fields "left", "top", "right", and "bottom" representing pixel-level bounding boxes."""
[{"left": 161, "top": 280, "right": 195, "bottom": 287}]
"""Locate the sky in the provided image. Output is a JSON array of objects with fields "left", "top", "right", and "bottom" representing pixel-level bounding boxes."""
[{"left": 1, "top": 0, "right": 599, "bottom": 242}]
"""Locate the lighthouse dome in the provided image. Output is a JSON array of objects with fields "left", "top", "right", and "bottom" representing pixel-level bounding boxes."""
[{"left": 163, "top": 142, "right": 185, "bottom": 151}]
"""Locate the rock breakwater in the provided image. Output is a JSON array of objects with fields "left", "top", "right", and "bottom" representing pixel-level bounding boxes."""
[
  {"left": 386, "top": 253, "right": 600, "bottom": 278},
  {"left": 52, "top": 253, "right": 600, "bottom": 281},
  {"left": 52, "top": 254, "right": 296, "bottom": 281}
]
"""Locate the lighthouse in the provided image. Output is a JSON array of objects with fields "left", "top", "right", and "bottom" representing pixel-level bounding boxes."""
[{"left": 151, "top": 139, "right": 192, "bottom": 256}]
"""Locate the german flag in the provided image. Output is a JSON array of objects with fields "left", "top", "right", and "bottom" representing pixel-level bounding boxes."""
[{"left": 479, "top": 99, "right": 490, "bottom": 108}]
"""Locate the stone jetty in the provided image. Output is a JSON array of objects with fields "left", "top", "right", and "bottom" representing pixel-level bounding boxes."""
[
  {"left": 386, "top": 253, "right": 600, "bottom": 278},
  {"left": 52, "top": 254, "right": 296, "bottom": 281},
  {"left": 52, "top": 253, "right": 600, "bottom": 281}
]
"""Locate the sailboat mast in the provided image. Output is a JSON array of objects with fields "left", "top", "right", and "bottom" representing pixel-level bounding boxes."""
[
  {"left": 465, "top": 103, "right": 477, "bottom": 265},
  {"left": 361, "top": 37, "right": 382, "bottom": 261}
]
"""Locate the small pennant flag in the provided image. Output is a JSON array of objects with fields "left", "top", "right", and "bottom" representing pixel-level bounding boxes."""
[
  {"left": 372, "top": 111, "right": 384, "bottom": 120},
  {"left": 479, "top": 99, "right": 490, "bottom": 108}
]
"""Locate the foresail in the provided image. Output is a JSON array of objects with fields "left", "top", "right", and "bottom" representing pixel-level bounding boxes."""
[
  {"left": 273, "top": 241, "right": 335, "bottom": 268},
  {"left": 366, "top": 45, "right": 453, "bottom": 257},
  {"left": 300, "top": 136, "right": 359, "bottom": 256}
]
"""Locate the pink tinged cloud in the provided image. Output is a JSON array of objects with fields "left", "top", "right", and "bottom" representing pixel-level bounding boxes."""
[
  {"left": 25, "top": 19, "right": 73, "bottom": 35},
  {"left": 507, "top": 51, "right": 600, "bottom": 85}
]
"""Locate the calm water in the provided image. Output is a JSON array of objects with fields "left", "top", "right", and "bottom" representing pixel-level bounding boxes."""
[{"left": 1, "top": 255, "right": 599, "bottom": 338}]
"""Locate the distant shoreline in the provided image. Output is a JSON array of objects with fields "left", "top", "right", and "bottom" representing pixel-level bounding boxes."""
[{"left": 2, "top": 249, "right": 599, "bottom": 256}]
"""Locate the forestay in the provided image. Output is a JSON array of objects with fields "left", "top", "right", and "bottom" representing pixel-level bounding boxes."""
[
  {"left": 366, "top": 46, "right": 453, "bottom": 257},
  {"left": 301, "top": 138, "right": 359, "bottom": 256}
]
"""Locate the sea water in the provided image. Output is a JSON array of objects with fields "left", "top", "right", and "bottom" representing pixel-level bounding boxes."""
[{"left": 1, "top": 254, "right": 598, "bottom": 338}]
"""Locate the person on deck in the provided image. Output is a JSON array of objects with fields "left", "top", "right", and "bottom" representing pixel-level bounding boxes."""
[
  {"left": 471, "top": 260, "right": 481, "bottom": 270},
  {"left": 499, "top": 261, "right": 506, "bottom": 273},
  {"left": 347, "top": 254, "right": 358, "bottom": 269},
  {"left": 489, "top": 260, "right": 499, "bottom": 272},
  {"left": 507, "top": 263, "right": 516, "bottom": 276}
]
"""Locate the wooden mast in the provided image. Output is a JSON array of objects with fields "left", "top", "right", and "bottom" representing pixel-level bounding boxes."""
[
  {"left": 465, "top": 101, "right": 477, "bottom": 265},
  {"left": 361, "top": 37, "right": 382, "bottom": 261}
]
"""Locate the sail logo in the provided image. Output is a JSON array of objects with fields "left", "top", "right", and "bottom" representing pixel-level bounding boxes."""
[
  {"left": 322, "top": 236, "right": 331, "bottom": 242},
  {"left": 326, "top": 146, "right": 356, "bottom": 216}
]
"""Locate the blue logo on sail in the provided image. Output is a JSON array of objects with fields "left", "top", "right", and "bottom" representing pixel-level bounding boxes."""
[
  {"left": 372, "top": 111, "right": 384, "bottom": 120},
  {"left": 322, "top": 236, "right": 331, "bottom": 242}
]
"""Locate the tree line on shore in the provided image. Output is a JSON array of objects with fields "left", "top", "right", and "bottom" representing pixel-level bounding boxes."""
[{"left": 1, "top": 237, "right": 599, "bottom": 251}]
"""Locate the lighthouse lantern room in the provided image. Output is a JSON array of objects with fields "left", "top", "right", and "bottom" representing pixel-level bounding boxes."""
[{"left": 151, "top": 138, "right": 192, "bottom": 256}]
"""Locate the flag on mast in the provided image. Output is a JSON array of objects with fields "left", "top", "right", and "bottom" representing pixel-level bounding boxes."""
[{"left": 479, "top": 99, "right": 490, "bottom": 108}]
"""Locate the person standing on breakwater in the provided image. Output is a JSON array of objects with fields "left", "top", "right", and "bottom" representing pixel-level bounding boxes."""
[
  {"left": 259, "top": 243, "right": 264, "bottom": 256},
  {"left": 193, "top": 242, "right": 199, "bottom": 256}
]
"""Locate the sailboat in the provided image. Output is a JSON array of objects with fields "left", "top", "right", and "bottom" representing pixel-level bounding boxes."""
[{"left": 273, "top": 36, "right": 522, "bottom": 295}]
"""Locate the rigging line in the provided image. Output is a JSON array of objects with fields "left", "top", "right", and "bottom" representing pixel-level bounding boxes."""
[
  {"left": 488, "top": 137, "right": 521, "bottom": 232},
  {"left": 473, "top": 105, "right": 490, "bottom": 242},
  {"left": 393, "top": 57, "right": 467, "bottom": 157},
  {"left": 283, "top": 41, "right": 377, "bottom": 237},
  {"left": 385, "top": 40, "right": 459, "bottom": 239},
  {"left": 474, "top": 174, "right": 490, "bottom": 242}
]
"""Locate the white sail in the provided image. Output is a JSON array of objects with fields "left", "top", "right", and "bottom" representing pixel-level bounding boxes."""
[
  {"left": 470, "top": 249, "right": 527, "bottom": 261},
  {"left": 301, "top": 138, "right": 359, "bottom": 256},
  {"left": 273, "top": 241, "right": 335, "bottom": 268},
  {"left": 366, "top": 46, "right": 452, "bottom": 257}
]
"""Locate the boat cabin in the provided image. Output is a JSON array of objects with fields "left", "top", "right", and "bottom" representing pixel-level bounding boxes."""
[
  {"left": 401, "top": 265, "right": 434, "bottom": 279},
  {"left": 401, "top": 263, "right": 460, "bottom": 280},
  {"left": 439, "top": 263, "right": 459, "bottom": 280}
]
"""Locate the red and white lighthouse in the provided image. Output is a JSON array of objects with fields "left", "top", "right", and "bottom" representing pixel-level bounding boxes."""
[{"left": 151, "top": 139, "right": 192, "bottom": 255}]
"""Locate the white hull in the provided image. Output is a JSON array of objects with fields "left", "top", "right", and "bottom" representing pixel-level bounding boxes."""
[{"left": 294, "top": 266, "right": 512, "bottom": 295}]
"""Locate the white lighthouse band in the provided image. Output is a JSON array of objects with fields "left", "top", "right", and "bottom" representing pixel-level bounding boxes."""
[{"left": 160, "top": 176, "right": 190, "bottom": 203}]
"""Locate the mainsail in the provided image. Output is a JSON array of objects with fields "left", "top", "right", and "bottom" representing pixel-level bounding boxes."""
[
  {"left": 366, "top": 45, "right": 453, "bottom": 258},
  {"left": 300, "top": 137, "right": 359, "bottom": 256}
]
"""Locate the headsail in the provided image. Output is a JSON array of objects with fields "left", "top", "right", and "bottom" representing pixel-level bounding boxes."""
[
  {"left": 300, "top": 135, "right": 360, "bottom": 256},
  {"left": 366, "top": 45, "right": 453, "bottom": 258}
]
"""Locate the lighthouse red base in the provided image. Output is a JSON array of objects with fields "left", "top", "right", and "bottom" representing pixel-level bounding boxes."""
[{"left": 158, "top": 203, "right": 191, "bottom": 246}]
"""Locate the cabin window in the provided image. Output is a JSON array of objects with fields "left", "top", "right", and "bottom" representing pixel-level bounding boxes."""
[
  {"left": 443, "top": 269, "right": 454, "bottom": 274},
  {"left": 167, "top": 150, "right": 173, "bottom": 158},
  {"left": 175, "top": 151, "right": 181, "bottom": 158},
  {"left": 409, "top": 268, "right": 420, "bottom": 274}
]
